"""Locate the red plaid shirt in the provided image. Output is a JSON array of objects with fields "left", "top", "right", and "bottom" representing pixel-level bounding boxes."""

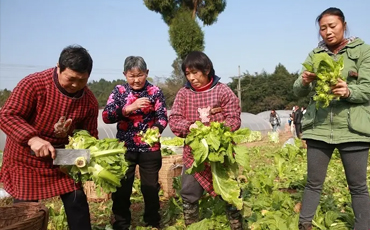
[
  {"left": 169, "top": 82, "right": 241, "bottom": 196},
  {"left": 0, "top": 68, "right": 99, "bottom": 200}
]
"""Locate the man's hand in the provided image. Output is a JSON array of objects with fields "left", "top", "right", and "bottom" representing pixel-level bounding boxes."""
[
  {"left": 54, "top": 116, "right": 72, "bottom": 138},
  {"left": 28, "top": 136, "right": 56, "bottom": 159}
]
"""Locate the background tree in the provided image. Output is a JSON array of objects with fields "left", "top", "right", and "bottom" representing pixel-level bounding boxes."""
[
  {"left": 144, "top": 0, "right": 226, "bottom": 26},
  {"left": 87, "top": 79, "right": 126, "bottom": 108},
  {"left": 144, "top": 0, "right": 226, "bottom": 58},
  {"left": 144, "top": 0, "right": 227, "bottom": 98},
  {"left": 228, "top": 63, "right": 309, "bottom": 114},
  {"left": 169, "top": 9, "right": 204, "bottom": 59},
  {"left": 159, "top": 57, "right": 186, "bottom": 107},
  {"left": 0, "top": 89, "right": 12, "bottom": 108}
]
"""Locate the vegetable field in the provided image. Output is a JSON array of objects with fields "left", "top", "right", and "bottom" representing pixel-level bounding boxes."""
[{"left": 0, "top": 132, "right": 368, "bottom": 230}]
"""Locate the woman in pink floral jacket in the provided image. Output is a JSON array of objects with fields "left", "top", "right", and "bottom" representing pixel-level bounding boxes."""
[{"left": 102, "top": 56, "right": 167, "bottom": 230}]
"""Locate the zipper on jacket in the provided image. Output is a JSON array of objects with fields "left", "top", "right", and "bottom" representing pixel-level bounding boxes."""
[
  {"left": 329, "top": 54, "right": 340, "bottom": 143},
  {"left": 347, "top": 110, "right": 351, "bottom": 130},
  {"left": 329, "top": 54, "right": 335, "bottom": 143},
  {"left": 330, "top": 106, "right": 334, "bottom": 143}
]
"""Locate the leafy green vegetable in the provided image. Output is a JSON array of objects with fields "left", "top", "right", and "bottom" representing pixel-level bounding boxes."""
[
  {"left": 185, "top": 121, "right": 250, "bottom": 210},
  {"left": 234, "top": 145, "right": 251, "bottom": 171},
  {"left": 187, "top": 215, "right": 229, "bottom": 230},
  {"left": 74, "top": 156, "right": 87, "bottom": 168},
  {"left": 160, "top": 137, "right": 184, "bottom": 146},
  {"left": 160, "top": 137, "right": 184, "bottom": 156},
  {"left": 89, "top": 162, "right": 121, "bottom": 187},
  {"left": 211, "top": 162, "right": 243, "bottom": 210},
  {"left": 243, "top": 131, "right": 262, "bottom": 142},
  {"left": 232, "top": 128, "right": 251, "bottom": 144},
  {"left": 63, "top": 130, "right": 128, "bottom": 194},
  {"left": 302, "top": 52, "right": 344, "bottom": 109},
  {"left": 161, "top": 148, "right": 176, "bottom": 156},
  {"left": 268, "top": 132, "right": 279, "bottom": 143},
  {"left": 139, "top": 127, "right": 160, "bottom": 146},
  {"left": 65, "top": 130, "right": 97, "bottom": 149},
  {"left": 46, "top": 203, "right": 68, "bottom": 230}
]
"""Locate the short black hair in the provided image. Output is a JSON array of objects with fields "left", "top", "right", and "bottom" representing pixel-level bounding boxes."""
[
  {"left": 181, "top": 51, "right": 215, "bottom": 79},
  {"left": 58, "top": 45, "right": 93, "bottom": 75}
]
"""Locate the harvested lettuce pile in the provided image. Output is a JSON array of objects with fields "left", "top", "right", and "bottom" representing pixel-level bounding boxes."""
[{"left": 161, "top": 137, "right": 184, "bottom": 156}]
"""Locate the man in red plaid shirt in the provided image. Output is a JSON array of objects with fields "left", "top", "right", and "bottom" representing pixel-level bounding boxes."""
[
  {"left": 169, "top": 51, "right": 243, "bottom": 229},
  {"left": 0, "top": 45, "right": 98, "bottom": 230}
]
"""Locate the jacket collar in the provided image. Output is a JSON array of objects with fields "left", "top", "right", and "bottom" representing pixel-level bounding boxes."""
[
  {"left": 185, "top": 75, "right": 221, "bottom": 91},
  {"left": 313, "top": 37, "right": 363, "bottom": 54},
  {"left": 127, "top": 80, "right": 150, "bottom": 93}
]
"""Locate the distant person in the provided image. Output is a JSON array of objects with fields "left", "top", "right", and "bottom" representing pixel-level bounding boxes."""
[
  {"left": 288, "top": 113, "right": 296, "bottom": 137},
  {"left": 169, "top": 51, "right": 243, "bottom": 229},
  {"left": 301, "top": 106, "right": 306, "bottom": 115},
  {"left": 102, "top": 56, "right": 168, "bottom": 230},
  {"left": 0, "top": 45, "right": 98, "bottom": 230},
  {"left": 293, "top": 7, "right": 370, "bottom": 230},
  {"left": 269, "top": 110, "right": 281, "bottom": 132},
  {"left": 293, "top": 105, "right": 302, "bottom": 138},
  {"left": 290, "top": 107, "right": 297, "bottom": 138}
]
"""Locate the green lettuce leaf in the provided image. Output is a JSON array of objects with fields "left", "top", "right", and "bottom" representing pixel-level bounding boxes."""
[
  {"left": 211, "top": 162, "right": 243, "bottom": 210},
  {"left": 233, "top": 145, "right": 250, "bottom": 171}
]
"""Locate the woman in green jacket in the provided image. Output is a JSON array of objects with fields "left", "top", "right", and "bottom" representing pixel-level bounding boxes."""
[{"left": 293, "top": 7, "right": 370, "bottom": 230}]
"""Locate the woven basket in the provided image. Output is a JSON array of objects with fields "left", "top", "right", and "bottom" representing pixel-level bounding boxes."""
[
  {"left": 0, "top": 202, "right": 49, "bottom": 230},
  {"left": 159, "top": 154, "right": 183, "bottom": 198},
  {"left": 135, "top": 154, "right": 183, "bottom": 198},
  {"left": 83, "top": 181, "right": 111, "bottom": 202}
]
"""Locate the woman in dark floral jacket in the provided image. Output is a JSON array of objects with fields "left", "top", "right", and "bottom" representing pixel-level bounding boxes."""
[{"left": 102, "top": 56, "right": 167, "bottom": 230}]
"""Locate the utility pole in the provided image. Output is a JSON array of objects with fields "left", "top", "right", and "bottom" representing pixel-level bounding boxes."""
[{"left": 237, "top": 65, "right": 242, "bottom": 111}]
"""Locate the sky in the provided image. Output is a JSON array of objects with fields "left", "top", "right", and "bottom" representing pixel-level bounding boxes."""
[{"left": 1, "top": 0, "right": 369, "bottom": 90}]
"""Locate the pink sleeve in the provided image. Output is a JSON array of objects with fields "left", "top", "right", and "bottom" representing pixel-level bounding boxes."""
[
  {"left": 169, "top": 89, "right": 192, "bottom": 138},
  {"left": 221, "top": 85, "right": 241, "bottom": 131}
]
